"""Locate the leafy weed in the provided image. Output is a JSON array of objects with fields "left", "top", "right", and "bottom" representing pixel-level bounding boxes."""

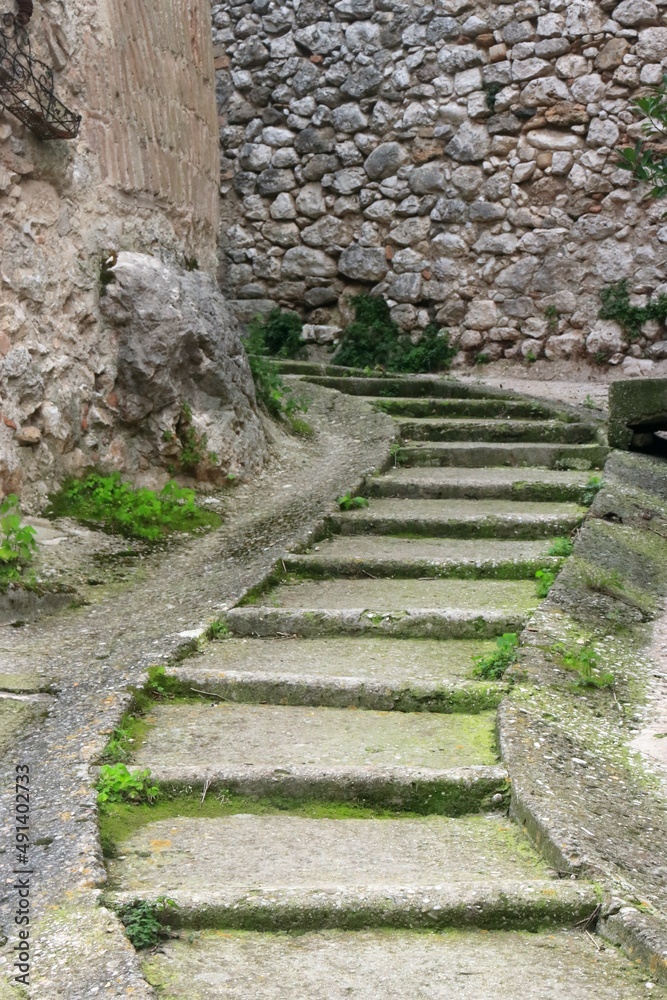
[{"left": 473, "top": 632, "right": 518, "bottom": 680}]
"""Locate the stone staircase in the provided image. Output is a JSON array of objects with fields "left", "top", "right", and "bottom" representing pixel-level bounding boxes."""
[{"left": 104, "top": 375, "right": 658, "bottom": 997}]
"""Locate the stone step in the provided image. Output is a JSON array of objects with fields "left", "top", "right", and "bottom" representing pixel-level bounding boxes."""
[
  {"left": 284, "top": 535, "right": 561, "bottom": 580},
  {"left": 107, "top": 813, "right": 596, "bottom": 932},
  {"left": 141, "top": 928, "right": 661, "bottom": 1000},
  {"left": 254, "top": 576, "right": 539, "bottom": 609},
  {"left": 366, "top": 466, "right": 593, "bottom": 503},
  {"left": 303, "top": 375, "right": 516, "bottom": 400},
  {"left": 398, "top": 440, "right": 608, "bottom": 469},
  {"left": 130, "top": 702, "right": 507, "bottom": 811},
  {"left": 394, "top": 417, "right": 596, "bottom": 444},
  {"left": 330, "top": 498, "right": 585, "bottom": 539},
  {"left": 366, "top": 395, "right": 572, "bottom": 421},
  {"left": 167, "top": 636, "right": 505, "bottom": 713},
  {"left": 223, "top": 605, "right": 526, "bottom": 640}
]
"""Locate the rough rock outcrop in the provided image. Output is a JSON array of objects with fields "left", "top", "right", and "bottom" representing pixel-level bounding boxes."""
[{"left": 99, "top": 253, "right": 268, "bottom": 481}]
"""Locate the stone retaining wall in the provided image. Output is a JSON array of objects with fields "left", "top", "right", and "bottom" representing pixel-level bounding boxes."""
[
  {"left": 0, "top": 0, "right": 266, "bottom": 503},
  {"left": 213, "top": 0, "right": 667, "bottom": 369}
]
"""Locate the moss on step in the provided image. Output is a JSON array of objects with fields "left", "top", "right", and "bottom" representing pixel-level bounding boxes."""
[{"left": 99, "top": 794, "right": 435, "bottom": 857}]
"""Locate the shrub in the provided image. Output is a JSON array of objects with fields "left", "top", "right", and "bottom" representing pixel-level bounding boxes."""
[
  {"left": 0, "top": 495, "right": 37, "bottom": 584},
  {"left": 46, "top": 473, "right": 220, "bottom": 541},
  {"left": 617, "top": 75, "right": 667, "bottom": 198},
  {"left": 333, "top": 294, "right": 454, "bottom": 373},
  {"left": 247, "top": 308, "right": 305, "bottom": 359},
  {"left": 473, "top": 632, "right": 518, "bottom": 680},
  {"left": 599, "top": 279, "right": 667, "bottom": 340}
]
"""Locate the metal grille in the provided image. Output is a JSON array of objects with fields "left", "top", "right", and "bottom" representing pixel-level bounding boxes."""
[{"left": 0, "top": 11, "right": 81, "bottom": 140}]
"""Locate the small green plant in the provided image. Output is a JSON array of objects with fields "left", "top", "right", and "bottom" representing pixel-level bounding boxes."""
[
  {"left": 525, "top": 350, "right": 537, "bottom": 363},
  {"left": 535, "top": 568, "right": 557, "bottom": 597},
  {"left": 599, "top": 279, "right": 667, "bottom": 340},
  {"left": 475, "top": 352, "right": 491, "bottom": 366},
  {"left": 96, "top": 764, "right": 159, "bottom": 806},
  {"left": 248, "top": 308, "right": 305, "bottom": 360},
  {"left": 337, "top": 493, "right": 369, "bottom": 511},
  {"left": 172, "top": 403, "right": 219, "bottom": 475},
  {"left": 582, "top": 474, "right": 603, "bottom": 506},
  {"left": 333, "top": 295, "right": 454, "bottom": 373},
  {"left": 551, "top": 641, "right": 614, "bottom": 689},
  {"left": 473, "top": 632, "right": 518, "bottom": 680},
  {"left": 183, "top": 255, "right": 199, "bottom": 271},
  {"left": 483, "top": 80, "right": 503, "bottom": 113},
  {"left": 0, "top": 495, "right": 37, "bottom": 583},
  {"left": 117, "top": 897, "right": 178, "bottom": 950},
  {"left": 46, "top": 473, "right": 219, "bottom": 541},
  {"left": 100, "top": 723, "right": 135, "bottom": 764},
  {"left": 618, "top": 75, "right": 667, "bottom": 198},
  {"left": 205, "top": 620, "right": 229, "bottom": 640},
  {"left": 545, "top": 305, "right": 559, "bottom": 332},
  {"left": 389, "top": 442, "right": 402, "bottom": 468},
  {"left": 583, "top": 394, "right": 597, "bottom": 409},
  {"left": 243, "top": 322, "right": 311, "bottom": 433},
  {"left": 144, "top": 664, "right": 184, "bottom": 698},
  {"left": 548, "top": 536, "right": 574, "bottom": 557},
  {"left": 392, "top": 323, "right": 456, "bottom": 374}
]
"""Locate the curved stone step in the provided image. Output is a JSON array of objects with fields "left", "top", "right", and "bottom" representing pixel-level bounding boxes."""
[
  {"left": 398, "top": 441, "right": 608, "bottom": 469},
  {"left": 394, "top": 417, "right": 596, "bottom": 444},
  {"left": 168, "top": 636, "right": 505, "bottom": 713},
  {"left": 141, "top": 928, "right": 661, "bottom": 1000},
  {"left": 285, "top": 535, "right": 561, "bottom": 579},
  {"left": 223, "top": 606, "right": 527, "bottom": 640},
  {"left": 301, "top": 375, "right": 514, "bottom": 399},
  {"left": 106, "top": 813, "right": 597, "bottom": 931},
  {"left": 366, "top": 466, "right": 594, "bottom": 502},
  {"left": 130, "top": 702, "right": 507, "bottom": 811},
  {"left": 367, "top": 396, "right": 574, "bottom": 421},
  {"left": 330, "top": 498, "right": 586, "bottom": 539}
]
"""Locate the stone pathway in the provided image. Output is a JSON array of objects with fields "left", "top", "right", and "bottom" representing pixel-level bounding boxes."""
[{"left": 106, "top": 375, "right": 660, "bottom": 997}]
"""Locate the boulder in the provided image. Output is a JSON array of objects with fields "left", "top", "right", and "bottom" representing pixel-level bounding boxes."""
[{"left": 99, "top": 253, "right": 267, "bottom": 473}]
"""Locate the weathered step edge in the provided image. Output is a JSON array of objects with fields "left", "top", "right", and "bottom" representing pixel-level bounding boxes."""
[
  {"left": 222, "top": 607, "right": 527, "bottom": 640},
  {"left": 365, "top": 477, "right": 594, "bottom": 504},
  {"left": 105, "top": 880, "right": 599, "bottom": 933},
  {"left": 367, "top": 396, "right": 576, "bottom": 421},
  {"left": 165, "top": 666, "right": 506, "bottom": 713},
  {"left": 398, "top": 442, "right": 609, "bottom": 469},
  {"left": 329, "top": 512, "right": 585, "bottom": 540},
  {"left": 394, "top": 419, "right": 597, "bottom": 445},
  {"left": 283, "top": 552, "right": 563, "bottom": 580},
  {"left": 131, "top": 764, "right": 510, "bottom": 815}
]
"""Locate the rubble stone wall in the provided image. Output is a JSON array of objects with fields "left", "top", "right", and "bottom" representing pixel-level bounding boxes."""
[
  {"left": 213, "top": 0, "right": 667, "bottom": 370},
  {"left": 1, "top": 0, "right": 266, "bottom": 504}
]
